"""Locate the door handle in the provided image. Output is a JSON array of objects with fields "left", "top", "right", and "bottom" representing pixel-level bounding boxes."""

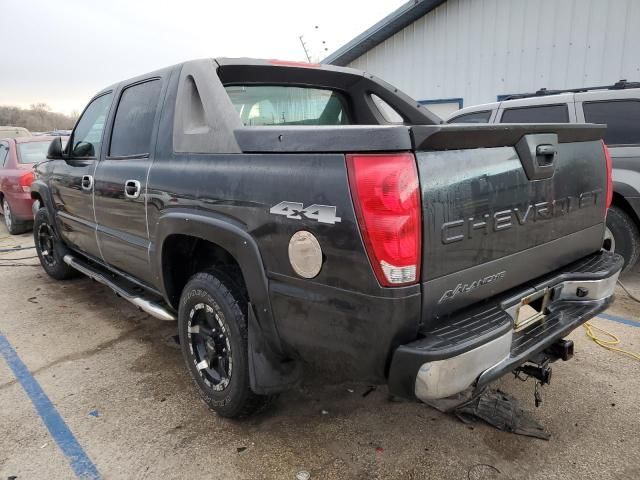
[
  {"left": 81, "top": 175, "right": 93, "bottom": 191},
  {"left": 124, "top": 179, "right": 141, "bottom": 199}
]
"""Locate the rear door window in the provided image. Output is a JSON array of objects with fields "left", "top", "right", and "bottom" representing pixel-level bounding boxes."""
[
  {"left": 583, "top": 100, "right": 640, "bottom": 145},
  {"left": 110, "top": 79, "right": 162, "bottom": 157},
  {"left": 448, "top": 110, "right": 492, "bottom": 124},
  {"left": 500, "top": 104, "right": 569, "bottom": 123},
  {"left": 225, "top": 85, "right": 350, "bottom": 126}
]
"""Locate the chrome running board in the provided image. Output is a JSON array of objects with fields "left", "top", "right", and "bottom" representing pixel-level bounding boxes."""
[{"left": 63, "top": 254, "right": 176, "bottom": 321}]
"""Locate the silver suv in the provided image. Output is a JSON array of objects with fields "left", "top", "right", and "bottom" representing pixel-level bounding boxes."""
[{"left": 447, "top": 81, "right": 640, "bottom": 271}]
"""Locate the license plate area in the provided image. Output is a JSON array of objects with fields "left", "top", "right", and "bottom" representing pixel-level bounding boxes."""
[{"left": 514, "top": 288, "right": 550, "bottom": 332}]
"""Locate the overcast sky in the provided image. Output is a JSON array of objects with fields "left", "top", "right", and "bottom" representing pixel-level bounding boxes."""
[{"left": 1, "top": 0, "right": 406, "bottom": 115}]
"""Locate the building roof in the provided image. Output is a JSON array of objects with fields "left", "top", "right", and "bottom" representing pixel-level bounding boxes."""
[{"left": 322, "top": 0, "right": 447, "bottom": 66}]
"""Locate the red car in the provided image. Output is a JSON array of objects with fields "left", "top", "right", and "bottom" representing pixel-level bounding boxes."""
[{"left": 0, "top": 136, "right": 61, "bottom": 234}]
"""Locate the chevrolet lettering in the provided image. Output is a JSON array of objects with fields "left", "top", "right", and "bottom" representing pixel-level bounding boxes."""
[{"left": 441, "top": 189, "right": 603, "bottom": 245}]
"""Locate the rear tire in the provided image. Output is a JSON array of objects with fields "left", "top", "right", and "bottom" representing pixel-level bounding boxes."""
[
  {"left": 2, "top": 198, "right": 28, "bottom": 235},
  {"left": 605, "top": 205, "right": 640, "bottom": 271},
  {"left": 33, "top": 208, "right": 78, "bottom": 280},
  {"left": 178, "top": 271, "right": 272, "bottom": 418}
]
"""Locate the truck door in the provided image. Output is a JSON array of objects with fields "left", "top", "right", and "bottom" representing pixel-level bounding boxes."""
[
  {"left": 49, "top": 92, "right": 113, "bottom": 258},
  {"left": 93, "top": 78, "right": 164, "bottom": 285}
]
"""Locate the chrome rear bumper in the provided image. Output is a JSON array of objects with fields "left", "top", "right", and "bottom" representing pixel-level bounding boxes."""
[
  {"left": 386, "top": 251, "right": 623, "bottom": 403},
  {"left": 414, "top": 266, "right": 619, "bottom": 402}
]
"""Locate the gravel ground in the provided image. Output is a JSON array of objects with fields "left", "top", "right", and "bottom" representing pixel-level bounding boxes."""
[{"left": 0, "top": 224, "right": 638, "bottom": 480}]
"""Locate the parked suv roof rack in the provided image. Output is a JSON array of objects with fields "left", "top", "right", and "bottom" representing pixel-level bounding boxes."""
[{"left": 503, "top": 79, "right": 640, "bottom": 100}]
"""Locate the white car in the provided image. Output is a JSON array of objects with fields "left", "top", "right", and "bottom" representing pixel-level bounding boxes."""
[{"left": 0, "top": 126, "right": 31, "bottom": 139}]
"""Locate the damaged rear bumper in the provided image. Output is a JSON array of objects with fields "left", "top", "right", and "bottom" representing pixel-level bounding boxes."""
[{"left": 387, "top": 251, "right": 623, "bottom": 402}]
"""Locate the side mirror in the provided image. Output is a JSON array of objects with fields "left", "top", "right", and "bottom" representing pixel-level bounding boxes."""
[
  {"left": 71, "top": 141, "right": 94, "bottom": 157},
  {"left": 47, "top": 137, "right": 64, "bottom": 160}
]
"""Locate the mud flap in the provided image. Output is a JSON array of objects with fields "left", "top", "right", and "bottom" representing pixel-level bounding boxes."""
[{"left": 247, "top": 302, "right": 302, "bottom": 395}]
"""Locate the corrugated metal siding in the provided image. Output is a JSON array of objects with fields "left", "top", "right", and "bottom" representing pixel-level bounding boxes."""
[{"left": 347, "top": 0, "right": 640, "bottom": 108}]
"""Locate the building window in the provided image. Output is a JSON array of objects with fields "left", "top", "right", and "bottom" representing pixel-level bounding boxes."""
[{"left": 418, "top": 98, "right": 463, "bottom": 119}]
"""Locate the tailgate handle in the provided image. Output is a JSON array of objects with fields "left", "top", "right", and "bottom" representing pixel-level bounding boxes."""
[
  {"left": 536, "top": 144, "right": 556, "bottom": 163},
  {"left": 515, "top": 133, "right": 558, "bottom": 180}
]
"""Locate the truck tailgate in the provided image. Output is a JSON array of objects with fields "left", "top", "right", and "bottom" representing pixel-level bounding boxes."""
[{"left": 411, "top": 123, "right": 608, "bottom": 323}]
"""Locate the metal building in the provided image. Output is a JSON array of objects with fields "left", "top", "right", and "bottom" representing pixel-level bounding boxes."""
[{"left": 324, "top": 0, "right": 640, "bottom": 118}]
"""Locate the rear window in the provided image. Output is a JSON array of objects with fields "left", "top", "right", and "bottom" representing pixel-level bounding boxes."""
[
  {"left": 583, "top": 100, "right": 640, "bottom": 145},
  {"left": 500, "top": 104, "right": 569, "bottom": 123},
  {"left": 448, "top": 110, "right": 492, "bottom": 124},
  {"left": 17, "top": 142, "right": 51, "bottom": 163},
  {"left": 225, "top": 85, "right": 350, "bottom": 126}
]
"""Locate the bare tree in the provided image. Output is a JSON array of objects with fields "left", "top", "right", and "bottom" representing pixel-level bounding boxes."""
[
  {"left": 0, "top": 104, "right": 77, "bottom": 132},
  {"left": 30, "top": 103, "right": 52, "bottom": 112}
]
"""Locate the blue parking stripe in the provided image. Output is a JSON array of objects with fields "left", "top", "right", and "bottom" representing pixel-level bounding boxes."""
[
  {"left": 597, "top": 313, "right": 640, "bottom": 328},
  {"left": 0, "top": 332, "right": 100, "bottom": 480}
]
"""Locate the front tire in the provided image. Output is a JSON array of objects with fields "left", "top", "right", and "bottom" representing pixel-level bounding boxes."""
[
  {"left": 605, "top": 205, "right": 640, "bottom": 271},
  {"left": 178, "top": 271, "right": 272, "bottom": 418},
  {"left": 33, "top": 208, "right": 78, "bottom": 280}
]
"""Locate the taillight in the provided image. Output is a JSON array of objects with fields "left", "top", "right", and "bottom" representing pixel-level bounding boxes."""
[
  {"left": 346, "top": 153, "right": 422, "bottom": 287},
  {"left": 19, "top": 171, "right": 34, "bottom": 193},
  {"left": 602, "top": 140, "right": 613, "bottom": 209}
]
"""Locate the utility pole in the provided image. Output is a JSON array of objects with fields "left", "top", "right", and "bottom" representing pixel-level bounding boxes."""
[
  {"left": 299, "top": 26, "right": 330, "bottom": 63},
  {"left": 299, "top": 35, "right": 312, "bottom": 63}
]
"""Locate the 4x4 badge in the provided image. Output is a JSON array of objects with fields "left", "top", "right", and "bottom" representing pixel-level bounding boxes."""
[{"left": 270, "top": 201, "right": 342, "bottom": 225}]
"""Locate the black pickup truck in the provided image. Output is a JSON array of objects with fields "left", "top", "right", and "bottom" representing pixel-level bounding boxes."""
[{"left": 33, "top": 58, "right": 622, "bottom": 418}]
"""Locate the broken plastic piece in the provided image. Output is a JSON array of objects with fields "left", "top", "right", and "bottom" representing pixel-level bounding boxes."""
[{"left": 454, "top": 388, "right": 550, "bottom": 440}]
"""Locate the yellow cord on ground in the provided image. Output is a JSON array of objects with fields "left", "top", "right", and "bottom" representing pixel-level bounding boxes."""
[{"left": 583, "top": 321, "right": 640, "bottom": 361}]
